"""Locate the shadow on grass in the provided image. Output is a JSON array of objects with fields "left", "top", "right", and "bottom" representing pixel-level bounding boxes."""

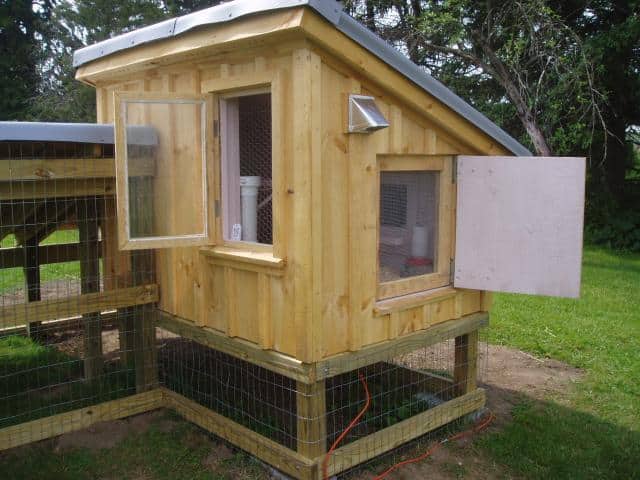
[{"left": 480, "top": 384, "right": 640, "bottom": 480}]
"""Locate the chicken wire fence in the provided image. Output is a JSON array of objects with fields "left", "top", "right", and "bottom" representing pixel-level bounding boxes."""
[
  {"left": 0, "top": 138, "right": 487, "bottom": 477},
  {"left": 156, "top": 325, "right": 488, "bottom": 476},
  {"left": 0, "top": 140, "right": 157, "bottom": 434}
]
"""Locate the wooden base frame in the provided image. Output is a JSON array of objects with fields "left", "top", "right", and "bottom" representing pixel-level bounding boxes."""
[{"left": 0, "top": 312, "right": 486, "bottom": 480}]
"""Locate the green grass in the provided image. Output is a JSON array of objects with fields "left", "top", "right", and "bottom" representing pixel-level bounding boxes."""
[
  {"left": 481, "top": 245, "right": 640, "bottom": 479},
  {"left": 1, "top": 230, "right": 84, "bottom": 294},
  {"left": 0, "top": 336, "right": 136, "bottom": 429}
]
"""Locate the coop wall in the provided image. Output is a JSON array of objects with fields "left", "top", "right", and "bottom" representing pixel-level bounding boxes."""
[
  {"left": 88, "top": 12, "right": 506, "bottom": 364},
  {"left": 95, "top": 44, "right": 314, "bottom": 360}
]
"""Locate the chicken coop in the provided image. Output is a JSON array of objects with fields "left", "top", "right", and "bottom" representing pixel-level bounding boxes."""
[{"left": 0, "top": 1, "right": 586, "bottom": 478}]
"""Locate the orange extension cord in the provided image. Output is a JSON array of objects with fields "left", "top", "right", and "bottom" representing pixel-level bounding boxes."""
[{"left": 322, "top": 374, "right": 495, "bottom": 480}]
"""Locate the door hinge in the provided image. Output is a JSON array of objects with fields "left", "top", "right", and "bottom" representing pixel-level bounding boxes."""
[
  {"left": 214, "top": 200, "right": 220, "bottom": 217},
  {"left": 213, "top": 119, "right": 219, "bottom": 138}
]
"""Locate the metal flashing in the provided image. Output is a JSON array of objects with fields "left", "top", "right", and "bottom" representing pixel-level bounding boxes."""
[
  {"left": 72, "top": 0, "right": 530, "bottom": 156},
  {"left": 0, "top": 122, "right": 157, "bottom": 146}
]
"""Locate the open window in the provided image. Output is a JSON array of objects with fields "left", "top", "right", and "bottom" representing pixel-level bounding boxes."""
[
  {"left": 114, "top": 92, "right": 213, "bottom": 250},
  {"left": 219, "top": 90, "right": 273, "bottom": 247},
  {"left": 377, "top": 156, "right": 453, "bottom": 299}
]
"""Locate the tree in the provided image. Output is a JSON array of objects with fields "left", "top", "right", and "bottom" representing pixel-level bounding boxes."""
[
  {"left": 0, "top": 0, "right": 54, "bottom": 120},
  {"left": 27, "top": 0, "right": 227, "bottom": 122},
  {"left": 344, "top": 0, "right": 640, "bottom": 203},
  {"left": 345, "top": 0, "right": 606, "bottom": 158}
]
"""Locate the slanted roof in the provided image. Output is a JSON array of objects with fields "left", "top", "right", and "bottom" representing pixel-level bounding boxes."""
[
  {"left": 0, "top": 122, "right": 157, "bottom": 146},
  {"left": 72, "top": 0, "right": 530, "bottom": 156}
]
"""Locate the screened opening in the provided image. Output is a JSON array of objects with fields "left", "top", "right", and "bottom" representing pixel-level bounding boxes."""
[
  {"left": 379, "top": 171, "right": 438, "bottom": 283},
  {"left": 221, "top": 92, "right": 273, "bottom": 245},
  {"left": 115, "top": 94, "right": 210, "bottom": 249}
]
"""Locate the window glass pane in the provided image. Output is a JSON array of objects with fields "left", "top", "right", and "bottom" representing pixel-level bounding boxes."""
[
  {"left": 123, "top": 99, "right": 206, "bottom": 241},
  {"left": 379, "top": 171, "right": 438, "bottom": 283},
  {"left": 221, "top": 93, "right": 272, "bottom": 245}
]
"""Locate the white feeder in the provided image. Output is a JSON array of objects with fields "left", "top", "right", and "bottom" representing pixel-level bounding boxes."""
[{"left": 240, "top": 176, "right": 261, "bottom": 242}]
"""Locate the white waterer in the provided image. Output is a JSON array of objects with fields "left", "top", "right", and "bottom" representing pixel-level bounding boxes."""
[
  {"left": 411, "top": 224, "right": 429, "bottom": 259},
  {"left": 240, "top": 176, "right": 262, "bottom": 242}
]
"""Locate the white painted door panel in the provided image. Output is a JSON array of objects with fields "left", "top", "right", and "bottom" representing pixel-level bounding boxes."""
[{"left": 454, "top": 156, "right": 585, "bottom": 298}]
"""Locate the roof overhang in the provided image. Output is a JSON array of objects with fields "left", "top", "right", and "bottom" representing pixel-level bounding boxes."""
[{"left": 73, "top": 0, "right": 530, "bottom": 156}]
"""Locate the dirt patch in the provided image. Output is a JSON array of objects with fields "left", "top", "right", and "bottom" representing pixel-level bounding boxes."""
[
  {"left": 350, "top": 344, "right": 583, "bottom": 479},
  {"left": 480, "top": 344, "right": 583, "bottom": 427},
  {"left": 55, "top": 410, "right": 167, "bottom": 452}
]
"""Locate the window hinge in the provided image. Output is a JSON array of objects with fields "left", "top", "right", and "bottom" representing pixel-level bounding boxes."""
[
  {"left": 449, "top": 258, "right": 455, "bottom": 284},
  {"left": 452, "top": 157, "right": 458, "bottom": 184},
  {"left": 213, "top": 119, "right": 219, "bottom": 138}
]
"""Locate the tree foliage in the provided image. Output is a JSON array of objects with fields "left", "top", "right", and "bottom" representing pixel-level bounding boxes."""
[{"left": 345, "top": 0, "right": 639, "bottom": 202}]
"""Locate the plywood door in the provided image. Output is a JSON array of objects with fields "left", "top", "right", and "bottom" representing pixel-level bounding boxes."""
[{"left": 454, "top": 156, "right": 586, "bottom": 298}]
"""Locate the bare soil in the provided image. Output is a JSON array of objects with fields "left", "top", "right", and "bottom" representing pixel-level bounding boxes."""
[{"left": 45, "top": 344, "right": 582, "bottom": 479}]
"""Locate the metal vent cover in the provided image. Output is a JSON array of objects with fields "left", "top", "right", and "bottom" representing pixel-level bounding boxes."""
[{"left": 348, "top": 94, "right": 390, "bottom": 133}]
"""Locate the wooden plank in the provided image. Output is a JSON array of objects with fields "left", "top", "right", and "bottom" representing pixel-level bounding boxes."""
[
  {"left": 163, "top": 388, "right": 316, "bottom": 480},
  {"left": 0, "top": 242, "right": 104, "bottom": 268},
  {"left": 453, "top": 330, "right": 479, "bottom": 396},
  {"left": 373, "top": 286, "right": 457, "bottom": 316},
  {"left": 23, "top": 236, "right": 42, "bottom": 339},
  {"left": 200, "top": 247, "right": 285, "bottom": 275},
  {"left": 314, "top": 312, "right": 488, "bottom": 380},
  {"left": 0, "top": 157, "right": 153, "bottom": 181},
  {"left": 377, "top": 155, "right": 446, "bottom": 171},
  {"left": 0, "top": 284, "right": 158, "bottom": 329},
  {"left": 291, "top": 48, "right": 315, "bottom": 363},
  {"left": 0, "top": 390, "right": 163, "bottom": 451},
  {"left": 322, "top": 388, "right": 486, "bottom": 477},
  {"left": 296, "top": 380, "right": 327, "bottom": 459},
  {"left": 77, "top": 199, "right": 104, "bottom": 380},
  {"left": 0, "top": 311, "right": 119, "bottom": 337},
  {"left": 0, "top": 179, "right": 115, "bottom": 200},
  {"left": 155, "top": 309, "right": 314, "bottom": 383}
]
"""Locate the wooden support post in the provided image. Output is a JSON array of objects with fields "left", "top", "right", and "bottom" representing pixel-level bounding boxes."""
[
  {"left": 296, "top": 379, "right": 327, "bottom": 460},
  {"left": 129, "top": 177, "right": 157, "bottom": 393},
  {"left": 453, "top": 329, "right": 479, "bottom": 396},
  {"left": 77, "top": 199, "right": 103, "bottom": 381},
  {"left": 23, "top": 235, "right": 42, "bottom": 339}
]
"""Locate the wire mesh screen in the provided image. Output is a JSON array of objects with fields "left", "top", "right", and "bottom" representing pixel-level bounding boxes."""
[
  {"left": 157, "top": 325, "right": 486, "bottom": 478},
  {"left": 379, "top": 171, "right": 438, "bottom": 283},
  {"left": 239, "top": 94, "right": 272, "bottom": 245},
  {"left": 0, "top": 139, "right": 157, "bottom": 437}
]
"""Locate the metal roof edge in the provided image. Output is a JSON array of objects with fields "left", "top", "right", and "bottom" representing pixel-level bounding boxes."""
[
  {"left": 0, "top": 122, "right": 157, "bottom": 146},
  {"left": 72, "top": 0, "right": 530, "bottom": 156}
]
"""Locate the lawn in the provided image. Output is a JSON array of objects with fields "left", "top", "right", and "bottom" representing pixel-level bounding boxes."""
[
  {"left": 0, "top": 245, "right": 638, "bottom": 479},
  {"left": 481, "top": 245, "right": 640, "bottom": 479},
  {"left": 0, "top": 230, "right": 82, "bottom": 295}
]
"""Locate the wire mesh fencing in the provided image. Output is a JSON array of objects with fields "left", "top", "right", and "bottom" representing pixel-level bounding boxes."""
[
  {"left": 156, "top": 324, "right": 487, "bottom": 478},
  {"left": 0, "top": 139, "right": 157, "bottom": 440}
]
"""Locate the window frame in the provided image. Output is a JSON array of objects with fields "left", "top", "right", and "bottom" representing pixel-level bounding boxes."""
[
  {"left": 376, "top": 155, "right": 454, "bottom": 300},
  {"left": 203, "top": 72, "right": 280, "bottom": 257},
  {"left": 218, "top": 87, "right": 273, "bottom": 250},
  {"left": 113, "top": 91, "right": 215, "bottom": 250}
]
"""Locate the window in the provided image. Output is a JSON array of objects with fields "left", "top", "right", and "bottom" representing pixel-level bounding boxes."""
[
  {"left": 377, "top": 156, "right": 453, "bottom": 299},
  {"left": 220, "top": 91, "right": 273, "bottom": 246},
  {"left": 114, "top": 92, "right": 213, "bottom": 250}
]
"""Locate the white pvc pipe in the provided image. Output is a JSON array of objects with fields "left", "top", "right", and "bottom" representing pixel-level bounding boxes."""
[{"left": 240, "top": 176, "right": 261, "bottom": 242}]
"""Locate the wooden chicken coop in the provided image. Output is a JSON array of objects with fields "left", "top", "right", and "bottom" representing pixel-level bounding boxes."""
[{"left": 0, "top": 1, "right": 585, "bottom": 479}]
